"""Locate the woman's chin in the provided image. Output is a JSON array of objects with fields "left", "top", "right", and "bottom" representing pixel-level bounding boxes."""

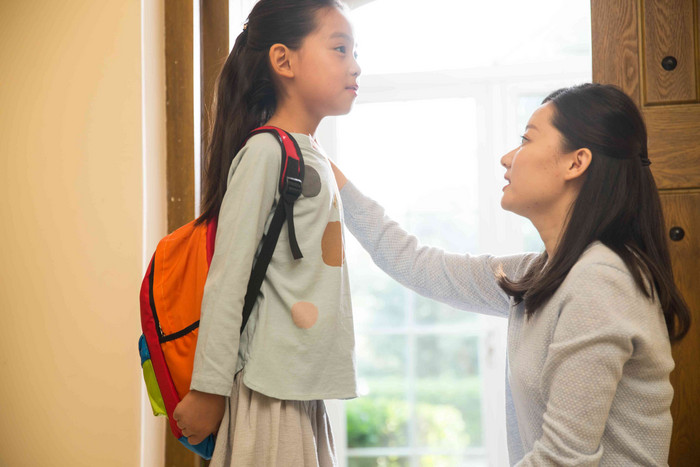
[{"left": 500, "top": 196, "right": 512, "bottom": 212}]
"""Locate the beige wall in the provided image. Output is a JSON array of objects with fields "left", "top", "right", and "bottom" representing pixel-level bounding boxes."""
[{"left": 0, "top": 1, "right": 164, "bottom": 465}]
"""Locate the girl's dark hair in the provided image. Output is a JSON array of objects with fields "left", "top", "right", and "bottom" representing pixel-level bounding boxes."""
[
  {"left": 498, "top": 83, "right": 690, "bottom": 341},
  {"left": 198, "top": 0, "right": 345, "bottom": 224}
]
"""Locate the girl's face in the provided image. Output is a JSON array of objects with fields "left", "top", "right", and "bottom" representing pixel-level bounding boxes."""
[
  {"left": 290, "top": 7, "right": 361, "bottom": 119},
  {"left": 500, "top": 103, "right": 576, "bottom": 223}
]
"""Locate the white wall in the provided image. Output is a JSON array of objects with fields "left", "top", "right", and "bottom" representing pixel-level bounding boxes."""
[{"left": 0, "top": 1, "right": 165, "bottom": 465}]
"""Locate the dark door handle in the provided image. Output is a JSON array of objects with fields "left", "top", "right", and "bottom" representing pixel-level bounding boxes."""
[
  {"left": 661, "top": 56, "right": 678, "bottom": 71},
  {"left": 669, "top": 226, "right": 685, "bottom": 241}
]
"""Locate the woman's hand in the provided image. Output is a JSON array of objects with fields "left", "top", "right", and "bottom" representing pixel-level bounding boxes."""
[
  {"left": 173, "top": 390, "right": 225, "bottom": 445},
  {"left": 328, "top": 159, "right": 348, "bottom": 190}
]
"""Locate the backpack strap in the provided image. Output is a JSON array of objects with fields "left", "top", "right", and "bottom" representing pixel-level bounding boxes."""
[{"left": 239, "top": 126, "right": 305, "bottom": 334}]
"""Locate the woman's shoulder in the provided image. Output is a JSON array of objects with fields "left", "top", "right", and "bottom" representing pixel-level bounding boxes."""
[
  {"left": 566, "top": 241, "right": 647, "bottom": 299},
  {"left": 574, "top": 241, "right": 629, "bottom": 275}
]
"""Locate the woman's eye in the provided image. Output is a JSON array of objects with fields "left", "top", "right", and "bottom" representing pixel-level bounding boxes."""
[
  {"left": 335, "top": 46, "right": 346, "bottom": 54},
  {"left": 520, "top": 135, "right": 529, "bottom": 144}
]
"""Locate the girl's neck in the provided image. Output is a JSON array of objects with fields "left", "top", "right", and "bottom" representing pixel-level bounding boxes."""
[{"left": 265, "top": 103, "right": 321, "bottom": 137}]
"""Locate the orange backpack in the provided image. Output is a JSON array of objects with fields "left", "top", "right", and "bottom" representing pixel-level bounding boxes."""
[{"left": 138, "top": 127, "right": 304, "bottom": 458}]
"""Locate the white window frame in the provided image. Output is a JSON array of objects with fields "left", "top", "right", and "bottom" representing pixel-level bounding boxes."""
[
  {"left": 225, "top": 2, "right": 591, "bottom": 465},
  {"left": 320, "top": 63, "right": 589, "bottom": 467}
]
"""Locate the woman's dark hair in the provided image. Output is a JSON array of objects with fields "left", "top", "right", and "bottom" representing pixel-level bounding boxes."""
[
  {"left": 498, "top": 83, "right": 690, "bottom": 341},
  {"left": 198, "top": 0, "right": 345, "bottom": 224}
]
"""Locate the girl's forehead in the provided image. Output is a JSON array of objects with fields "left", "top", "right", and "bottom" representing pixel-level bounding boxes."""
[{"left": 314, "top": 7, "right": 354, "bottom": 40}]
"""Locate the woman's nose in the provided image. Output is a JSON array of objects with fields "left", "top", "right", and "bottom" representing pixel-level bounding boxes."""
[{"left": 501, "top": 149, "right": 514, "bottom": 168}]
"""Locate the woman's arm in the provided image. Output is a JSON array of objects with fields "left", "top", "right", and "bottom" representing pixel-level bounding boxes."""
[{"left": 332, "top": 162, "right": 535, "bottom": 317}]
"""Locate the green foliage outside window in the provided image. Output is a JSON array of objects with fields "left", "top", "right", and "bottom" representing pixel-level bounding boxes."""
[{"left": 346, "top": 376, "right": 482, "bottom": 449}]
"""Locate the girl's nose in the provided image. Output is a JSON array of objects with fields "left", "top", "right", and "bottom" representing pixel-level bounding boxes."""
[{"left": 351, "top": 57, "right": 361, "bottom": 77}]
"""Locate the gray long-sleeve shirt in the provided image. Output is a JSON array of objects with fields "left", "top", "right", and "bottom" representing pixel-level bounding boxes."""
[
  {"left": 341, "top": 181, "right": 674, "bottom": 466},
  {"left": 191, "top": 132, "right": 357, "bottom": 401}
]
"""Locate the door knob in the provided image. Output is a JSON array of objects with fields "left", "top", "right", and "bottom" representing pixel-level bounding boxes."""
[
  {"left": 669, "top": 226, "right": 685, "bottom": 241},
  {"left": 661, "top": 56, "right": 678, "bottom": 71}
]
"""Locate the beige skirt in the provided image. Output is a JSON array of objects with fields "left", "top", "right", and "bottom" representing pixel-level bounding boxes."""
[{"left": 209, "top": 371, "right": 337, "bottom": 467}]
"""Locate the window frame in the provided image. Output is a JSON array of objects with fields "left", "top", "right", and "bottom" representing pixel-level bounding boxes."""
[{"left": 320, "top": 65, "right": 590, "bottom": 467}]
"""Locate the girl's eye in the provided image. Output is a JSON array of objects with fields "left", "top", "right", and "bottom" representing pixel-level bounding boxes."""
[
  {"left": 335, "top": 46, "right": 346, "bottom": 54},
  {"left": 353, "top": 50, "right": 359, "bottom": 60},
  {"left": 520, "top": 135, "right": 529, "bottom": 144}
]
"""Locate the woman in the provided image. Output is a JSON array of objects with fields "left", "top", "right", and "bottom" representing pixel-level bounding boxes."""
[{"left": 332, "top": 83, "right": 690, "bottom": 465}]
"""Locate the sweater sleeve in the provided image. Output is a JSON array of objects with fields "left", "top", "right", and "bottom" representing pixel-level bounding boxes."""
[
  {"left": 516, "top": 262, "right": 639, "bottom": 466},
  {"left": 190, "top": 138, "right": 280, "bottom": 396},
  {"left": 340, "top": 181, "right": 536, "bottom": 318}
]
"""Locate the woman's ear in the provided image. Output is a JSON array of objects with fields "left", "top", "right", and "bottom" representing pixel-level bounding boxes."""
[
  {"left": 564, "top": 148, "right": 592, "bottom": 181},
  {"left": 268, "top": 43, "right": 294, "bottom": 79}
]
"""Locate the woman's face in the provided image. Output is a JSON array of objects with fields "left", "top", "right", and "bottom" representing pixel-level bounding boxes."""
[{"left": 500, "top": 102, "right": 574, "bottom": 222}]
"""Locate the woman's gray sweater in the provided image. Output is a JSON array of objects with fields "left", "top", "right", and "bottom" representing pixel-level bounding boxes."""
[{"left": 341, "top": 181, "right": 674, "bottom": 466}]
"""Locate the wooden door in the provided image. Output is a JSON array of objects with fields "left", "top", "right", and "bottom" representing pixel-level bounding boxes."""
[
  {"left": 592, "top": 1, "right": 700, "bottom": 465},
  {"left": 163, "top": 0, "right": 229, "bottom": 465}
]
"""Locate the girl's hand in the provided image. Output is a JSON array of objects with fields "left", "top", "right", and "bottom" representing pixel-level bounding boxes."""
[
  {"left": 328, "top": 159, "right": 348, "bottom": 190},
  {"left": 173, "top": 390, "right": 225, "bottom": 445}
]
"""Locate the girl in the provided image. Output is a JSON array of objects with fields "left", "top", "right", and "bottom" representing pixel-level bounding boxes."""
[
  {"left": 332, "top": 83, "right": 690, "bottom": 465},
  {"left": 173, "top": 1, "right": 361, "bottom": 465}
]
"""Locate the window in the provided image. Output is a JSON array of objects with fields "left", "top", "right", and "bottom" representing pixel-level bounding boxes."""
[
  {"left": 223, "top": 1, "right": 591, "bottom": 465},
  {"left": 316, "top": 1, "right": 592, "bottom": 466}
]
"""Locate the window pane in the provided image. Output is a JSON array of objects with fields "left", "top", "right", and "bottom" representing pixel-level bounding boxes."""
[
  {"left": 337, "top": 98, "right": 479, "bottom": 329},
  {"left": 415, "top": 335, "right": 481, "bottom": 448},
  {"left": 352, "top": 0, "right": 591, "bottom": 75},
  {"left": 349, "top": 334, "right": 409, "bottom": 448},
  {"left": 418, "top": 456, "right": 487, "bottom": 467},
  {"left": 348, "top": 456, "right": 410, "bottom": 467}
]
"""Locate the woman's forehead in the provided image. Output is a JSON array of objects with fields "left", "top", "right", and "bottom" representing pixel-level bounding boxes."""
[{"left": 527, "top": 103, "right": 554, "bottom": 131}]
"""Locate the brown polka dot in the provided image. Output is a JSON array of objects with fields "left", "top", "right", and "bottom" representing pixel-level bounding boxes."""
[
  {"left": 291, "top": 302, "right": 318, "bottom": 329},
  {"left": 321, "top": 221, "right": 344, "bottom": 267}
]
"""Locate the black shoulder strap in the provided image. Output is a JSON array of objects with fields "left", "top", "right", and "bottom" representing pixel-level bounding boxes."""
[{"left": 240, "top": 126, "right": 305, "bottom": 334}]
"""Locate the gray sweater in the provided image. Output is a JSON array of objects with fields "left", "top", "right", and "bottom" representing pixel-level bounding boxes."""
[
  {"left": 191, "top": 133, "right": 357, "bottom": 401},
  {"left": 341, "top": 181, "right": 674, "bottom": 466}
]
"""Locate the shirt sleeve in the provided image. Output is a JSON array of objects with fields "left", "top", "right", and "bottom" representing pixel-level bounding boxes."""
[
  {"left": 340, "top": 180, "right": 536, "bottom": 318},
  {"left": 516, "top": 262, "right": 639, "bottom": 466},
  {"left": 190, "top": 138, "right": 281, "bottom": 396}
]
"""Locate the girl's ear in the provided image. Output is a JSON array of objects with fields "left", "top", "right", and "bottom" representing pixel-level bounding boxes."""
[
  {"left": 269, "top": 43, "right": 294, "bottom": 79},
  {"left": 564, "top": 148, "right": 592, "bottom": 181}
]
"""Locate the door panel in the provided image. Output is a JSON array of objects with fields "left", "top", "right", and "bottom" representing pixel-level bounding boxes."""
[
  {"left": 592, "top": 1, "right": 700, "bottom": 465},
  {"left": 661, "top": 192, "right": 700, "bottom": 467},
  {"left": 645, "top": 104, "right": 700, "bottom": 189},
  {"left": 641, "top": 0, "right": 698, "bottom": 104}
]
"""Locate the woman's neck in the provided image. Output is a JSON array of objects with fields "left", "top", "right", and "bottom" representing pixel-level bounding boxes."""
[
  {"left": 531, "top": 204, "right": 572, "bottom": 258},
  {"left": 537, "top": 222, "right": 563, "bottom": 258}
]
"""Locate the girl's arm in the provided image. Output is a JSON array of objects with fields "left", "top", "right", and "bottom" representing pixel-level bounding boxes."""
[
  {"left": 332, "top": 163, "right": 535, "bottom": 317},
  {"left": 192, "top": 138, "right": 281, "bottom": 395},
  {"left": 173, "top": 136, "right": 281, "bottom": 444}
]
